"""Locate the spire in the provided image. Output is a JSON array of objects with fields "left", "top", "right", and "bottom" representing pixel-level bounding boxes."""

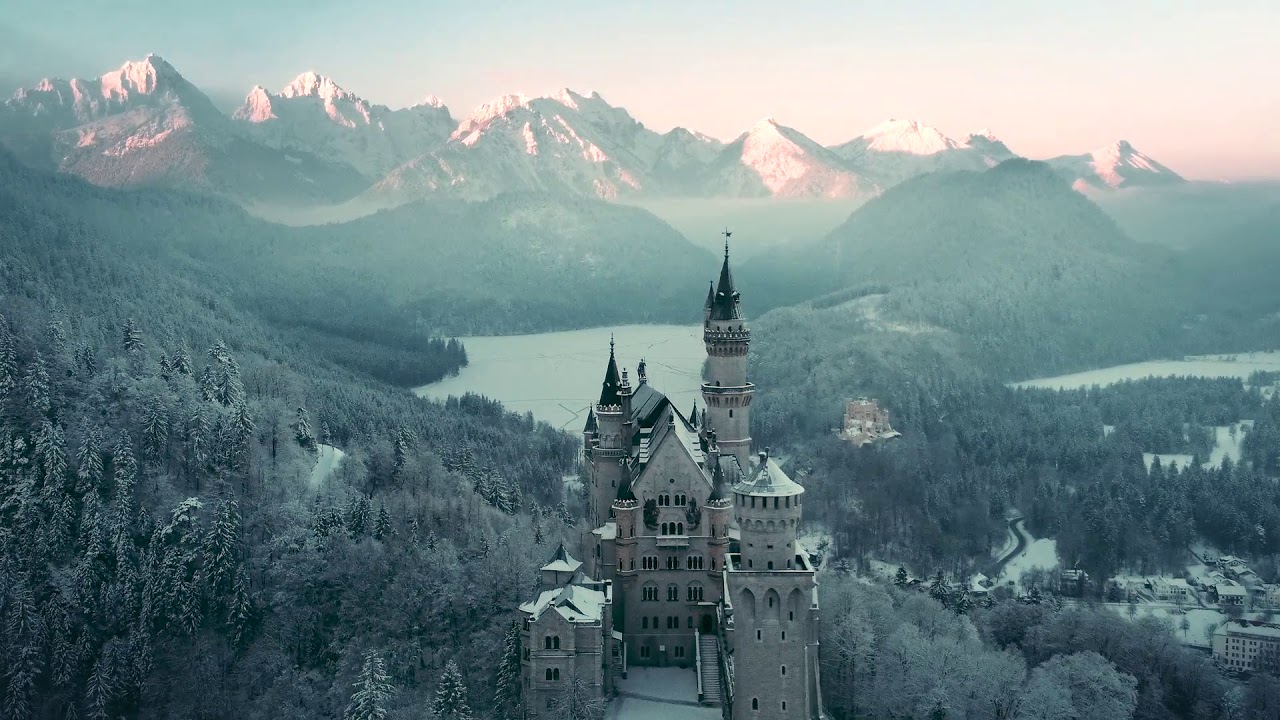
[
  {"left": 708, "top": 459, "right": 732, "bottom": 502},
  {"left": 597, "top": 340, "right": 621, "bottom": 406},
  {"left": 616, "top": 477, "right": 637, "bottom": 502},
  {"left": 709, "top": 234, "right": 742, "bottom": 321},
  {"left": 704, "top": 281, "right": 714, "bottom": 309},
  {"left": 690, "top": 400, "right": 698, "bottom": 428},
  {"left": 583, "top": 408, "right": 597, "bottom": 434}
]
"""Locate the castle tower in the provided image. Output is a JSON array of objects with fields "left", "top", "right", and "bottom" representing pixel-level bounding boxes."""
[
  {"left": 726, "top": 449, "right": 822, "bottom": 720},
  {"left": 703, "top": 435, "right": 733, "bottom": 576},
  {"left": 591, "top": 339, "right": 627, "bottom": 529},
  {"left": 702, "top": 238, "right": 754, "bottom": 470}
]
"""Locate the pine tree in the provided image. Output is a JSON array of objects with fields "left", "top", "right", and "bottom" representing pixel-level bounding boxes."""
[
  {"left": 24, "top": 351, "right": 51, "bottom": 415},
  {"left": 158, "top": 354, "right": 172, "bottom": 380},
  {"left": 953, "top": 592, "right": 974, "bottom": 615},
  {"left": 294, "top": 407, "right": 316, "bottom": 450},
  {"left": 533, "top": 520, "right": 545, "bottom": 546},
  {"left": 0, "top": 314, "right": 16, "bottom": 399},
  {"left": 320, "top": 420, "right": 332, "bottom": 446},
  {"left": 121, "top": 318, "right": 144, "bottom": 356},
  {"left": 226, "top": 571, "right": 253, "bottom": 649},
  {"left": 894, "top": 565, "right": 909, "bottom": 586},
  {"left": 548, "top": 674, "right": 606, "bottom": 720},
  {"left": 142, "top": 399, "right": 168, "bottom": 463},
  {"left": 345, "top": 649, "right": 393, "bottom": 720},
  {"left": 170, "top": 346, "right": 192, "bottom": 376},
  {"left": 111, "top": 435, "right": 139, "bottom": 553},
  {"left": 214, "top": 353, "right": 244, "bottom": 407},
  {"left": 348, "top": 495, "right": 371, "bottom": 538},
  {"left": 84, "top": 647, "right": 115, "bottom": 720},
  {"left": 494, "top": 621, "right": 523, "bottom": 719},
  {"left": 202, "top": 500, "right": 242, "bottom": 607},
  {"left": 198, "top": 365, "right": 217, "bottom": 403},
  {"left": 433, "top": 659, "right": 473, "bottom": 720},
  {"left": 929, "top": 570, "right": 951, "bottom": 608},
  {"left": 373, "top": 503, "right": 393, "bottom": 541},
  {"left": 76, "top": 428, "right": 104, "bottom": 494}
]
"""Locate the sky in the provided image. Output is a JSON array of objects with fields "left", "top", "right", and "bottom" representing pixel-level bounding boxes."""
[{"left": 3, "top": 0, "right": 1278, "bottom": 180}]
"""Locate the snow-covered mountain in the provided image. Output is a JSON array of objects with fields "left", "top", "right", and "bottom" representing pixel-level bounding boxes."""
[
  {"left": 1, "top": 55, "right": 366, "bottom": 203},
  {"left": 232, "top": 72, "right": 455, "bottom": 178},
  {"left": 1046, "top": 140, "right": 1185, "bottom": 190},
  {"left": 703, "top": 117, "right": 873, "bottom": 198},
  {"left": 371, "top": 89, "right": 720, "bottom": 202},
  {"left": 830, "top": 119, "right": 1015, "bottom": 187},
  {"left": 1, "top": 53, "right": 1187, "bottom": 206}
]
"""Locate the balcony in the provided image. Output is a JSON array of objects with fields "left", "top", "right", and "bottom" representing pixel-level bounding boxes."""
[{"left": 656, "top": 536, "right": 690, "bottom": 549}]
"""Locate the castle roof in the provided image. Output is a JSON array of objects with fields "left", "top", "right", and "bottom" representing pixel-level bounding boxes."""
[
  {"left": 704, "top": 281, "right": 715, "bottom": 309},
  {"left": 520, "top": 581, "right": 607, "bottom": 624},
  {"left": 708, "top": 456, "right": 734, "bottom": 502},
  {"left": 709, "top": 247, "right": 742, "bottom": 322},
  {"left": 541, "top": 543, "right": 582, "bottom": 574},
  {"left": 734, "top": 450, "right": 804, "bottom": 497},
  {"left": 583, "top": 408, "right": 596, "bottom": 434},
  {"left": 597, "top": 339, "right": 621, "bottom": 406},
  {"left": 616, "top": 477, "right": 636, "bottom": 502}
]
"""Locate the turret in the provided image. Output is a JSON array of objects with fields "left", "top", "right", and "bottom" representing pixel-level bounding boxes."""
[
  {"left": 703, "top": 281, "right": 714, "bottom": 322},
  {"left": 591, "top": 338, "right": 627, "bottom": 528},
  {"left": 702, "top": 237, "right": 755, "bottom": 468},
  {"left": 582, "top": 408, "right": 597, "bottom": 452},
  {"left": 733, "top": 448, "right": 804, "bottom": 572},
  {"left": 704, "top": 435, "right": 734, "bottom": 574}
]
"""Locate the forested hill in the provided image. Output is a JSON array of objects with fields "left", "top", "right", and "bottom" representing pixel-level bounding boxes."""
[
  {"left": 742, "top": 159, "right": 1186, "bottom": 380},
  {"left": 0, "top": 150, "right": 585, "bottom": 717}
]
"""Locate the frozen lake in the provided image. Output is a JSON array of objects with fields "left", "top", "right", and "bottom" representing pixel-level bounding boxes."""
[
  {"left": 414, "top": 324, "right": 706, "bottom": 431},
  {"left": 1012, "top": 352, "right": 1280, "bottom": 390}
]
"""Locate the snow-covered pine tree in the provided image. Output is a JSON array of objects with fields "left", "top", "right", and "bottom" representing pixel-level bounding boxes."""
[
  {"left": 347, "top": 495, "right": 371, "bottom": 538},
  {"left": 894, "top": 565, "right": 909, "bottom": 586},
  {"left": 0, "top": 319, "right": 16, "bottom": 399},
  {"left": 121, "top": 318, "right": 144, "bottom": 356},
  {"left": 201, "top": 500, "right": 242, "bottom": 608},
  {"left": 432, "top": 658, "right": 473, "bottom": 720},
  {"left": 170, "top": 346, "right": 192, "bottom": 376},
  {"left": 494, "top": 621, "right": 523, "bottom": 719},
  {"left": 345, "top": 649, "right": 393, "bottom": 720},
  {"left": 294, "top": 407, "right": 316, "bottom": 450},
  {"left": 214, "top": 354, "right": 244, "bottom": 407},
  {"left": 929, "top": 570, "right": 950, "bottom": 607},
  {"left": 24, "top": 351, "right": 51, "bottom": 415},
  {"left": 198, "top": 365, "right": 217, "bottom": 403},
  {"left": 142, "top": 399, "right": 169, "bottom": 463},
  {"left": 373, "top": 504, "right": 393, "bottom": 541}
]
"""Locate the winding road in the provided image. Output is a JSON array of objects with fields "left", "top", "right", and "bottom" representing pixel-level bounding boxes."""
[{"left": 986, "top": 516, "right": 1030, "bottom": 579}]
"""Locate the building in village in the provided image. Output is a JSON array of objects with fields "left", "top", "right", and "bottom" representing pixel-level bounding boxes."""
[
  {"left": 517, "top": 242, "right": 825, "bottom": 718},
  {"left": 840, "top": 397, "right": 899, "bottom": 447},
  {"left": 1213, "top": 620, "right": 1280, "bottom": 672}
]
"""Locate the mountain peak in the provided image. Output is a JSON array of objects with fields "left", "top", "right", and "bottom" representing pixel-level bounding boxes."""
[
  {"left": 418, "top": 93, "right": 446, "bottom": 109},
  {"left": 858, "top": 118, "right": 957, "bottom": 155},
  {"left": 99, "top": 53, "right": 186, "bottom": 100},
  {"left": 281, "top": 71, "right": 352, "bottom": 101}
]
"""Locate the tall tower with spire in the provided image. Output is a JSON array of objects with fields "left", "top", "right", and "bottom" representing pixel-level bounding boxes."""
[
  {"left": 702, "top": 232, "right": 754, "bottom": 470},
  {"left": 590, "top": 337, "right": 628, "bottom": 529}
]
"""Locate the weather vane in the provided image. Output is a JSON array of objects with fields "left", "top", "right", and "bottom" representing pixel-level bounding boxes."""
[{"left": 722, "top": 227, "right": 732, "bottom": 256}]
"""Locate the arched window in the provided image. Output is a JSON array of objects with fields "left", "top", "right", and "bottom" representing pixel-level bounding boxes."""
[
  {"left": 661, "top": 522, "right": 668, "bottom": 535},
  {"left": 553, "top": 669, "right": 560, "bottom": 680},
  {"left": 729, "top": 409, "right": 733, "bottom": 418},
  {"left": 677, "top": 522, "right": 684, "bottom": 535},
  {"left": 667, "top": 584, "right": 679, "bottom": 601},
  {"left": 752, "top": 698, "right": 759, "bottom": 710},
  {"left": 781, "top": 665, "right": 786, "bottom": 675},
  {"left": 768, "top": 561, "right": 774, "bottom": 570},
  {"left": 768, "top": 597, "right": 774, "bottom": 608},
  {"left": 545, "top": 669, "right": 553, "bottom": 680},
  {"left": 553, "top": 636, "right": 560, "bottom": 649},
  {"left": 642, "top": 616, "right": 649, "bottom": 629},
  {"left": 544, "top": 637, "right": 552, "bottom": 649}
]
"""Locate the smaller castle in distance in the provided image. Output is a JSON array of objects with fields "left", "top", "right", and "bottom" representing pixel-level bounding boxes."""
[{"left": 840, "top": 397, "right": 900, "bottom": 447}]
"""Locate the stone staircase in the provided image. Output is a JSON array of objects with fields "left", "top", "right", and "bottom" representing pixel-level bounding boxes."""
[{"left": 698, "top": 634, "right": 723, "bottom": 706}]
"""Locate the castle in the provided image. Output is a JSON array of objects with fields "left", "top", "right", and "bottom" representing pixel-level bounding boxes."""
[{"left": 518, "top": 244, "right": 824, "bottom": 718}]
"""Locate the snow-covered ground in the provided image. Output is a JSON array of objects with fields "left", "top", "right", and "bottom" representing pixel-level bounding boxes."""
[
  {"left": 1143, "top": 420, "right": 1253, "bottom": 472},
  {"left": 1106, "top": 606, "right": 1225, "bottom": 649},
  {"left": 998, "top": 538, "right": 1059, "bottom": 589},
  {"left": 1013, "top": 352, "right": 1280, "bottom": 390},
  {"left": 798, "top": 525, "right": 834, "bottom": 566},
  {"left": 613, "top": 667, "right": 719, "bottom": 720},
  {"left": 309, "top": 444, "right": 345, "bottom": 488}
]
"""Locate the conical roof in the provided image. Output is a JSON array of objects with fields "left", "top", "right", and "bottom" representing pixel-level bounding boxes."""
[
  {"left": 734, "top": 450, "right": 803, "bottom": 497},
  {"left": 616, "top": 477, "right": 636, "bottom": 503},
  {"left": 598, "top": 337, "right": 621, "bottom": 406},
  {"left": 583, "top": 408, "right": 597, "bottom": 434},
  {"left": 709, "top": 246, "right": 742, "bottom": 321},
  {"left": 541, "top": 543, "right": 582, "bottom": 573}
]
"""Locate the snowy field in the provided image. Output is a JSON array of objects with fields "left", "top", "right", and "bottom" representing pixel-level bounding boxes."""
[
  {"left": 1143, "top": 420, "right": 1252, "bottom": 472},
  {"left": 1105, "top": 605, "right": 1225, "bottom": 649},
  {"left": 998, "top": 538, "right": 1059, "bottom": 589},
  {"left": 1013, "top": 352, "right": 1280, "bottom": 390},
  {"left": 309, "top": 444, "right": 345, "bottom": 488},
  {"left": 414, "top": 324, "right": 704, "bottom": 430},
  {"left": 613, "top": 667, "right": 720, "bottom": 720}
]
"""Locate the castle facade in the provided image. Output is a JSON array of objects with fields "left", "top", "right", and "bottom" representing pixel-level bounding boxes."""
[{"left": 519, "top": 245, "right": 824, "bottom": 719}]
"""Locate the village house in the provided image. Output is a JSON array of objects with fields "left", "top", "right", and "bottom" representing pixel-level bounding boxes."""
[
  {"left": 1213, "top": 620, "right": 1280, "bottom": 672},
  {"left": 840, "top": 397, "right": 900, "bottom": 447}
]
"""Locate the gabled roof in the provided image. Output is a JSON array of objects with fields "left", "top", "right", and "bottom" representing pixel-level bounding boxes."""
[
  {"left": 709, "top": 247, "right": 742, "bottom": 322},
  {"left": 734, "top": 450, "right": 804, "bottom": 497},
  {"left": 519, "top": 582, "right": 607, "bottom": 624},
  {"left": 541, "top": 543, "right": 582, "bottom": 574}
]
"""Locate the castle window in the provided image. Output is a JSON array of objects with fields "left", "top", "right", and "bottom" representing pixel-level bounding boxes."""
[
  {"left": 667, "top": 556, "right": 679, "bottom": 570},
  {"left": 640, "top": 645, "right": 651, "bottom": 659},
  {"left": 668, "top": 616, "right": 677, "bottom": 629},
  {"left": 677, "top": 522, "right": 684, "bottom": 535},
  {"left": 751, "top": 497, "right": 756, "bottom": 508},
  {"left": 748, "top": 559, "right": 753, "bottom": 568},
  {"left": 768, "top": 561, "right": 774, "bottom": 570},
  {"left": 629, "top": 559, "right": 634, "bottom": 570},
  {"left": 782, "top": 631, "right": 786, "bottom": 641},
  {"left": 674, "top": 645, "right": 685, "bottom": 658},
  {"left": 757, "top": 630, "right": 762, "bottom": 641},
  {"left": 785, "top": 497, "right": 790, "bottom": 508},
  {"left": 688, "top": 584, "right": 704, "bottom": 601},
  {"left": 524, "top": 649, "right": 530, "bottom": 659},
  {"left": 729, "top": 409, "right": 733, "bottom": 418},
  {"left": 661, "top": 522, "right": 669, "bottom": 535},
  {"left": 787, "top": 560, "right": 792, "bottom": 569},
  {"left": 554, "top": 669, "right": 560, "bottom": 680},
  {"left": 789, "top": 611, "right": 794, "bottom": 621},
  {"left": 544, "top": 637, "right": 552, "bottom": 650},
  {"left": 653, "top": 616, "right": 658, "bottom": 628},
  {"left": 553, "top": 636, "right": 560, "bottom": 649},
  {"left": 781, "top": 665, "right": 786, "bottom": 676},
  {"left": 782, "top": 701, "right": 787, "bottom": 711},
  {"left": 642, "top": 617, "right": 648, "bottom": 629},
  {"left": 774, "top": 497, "right": 779, "bottom": 509},
  {"left": 752, "top": 698, "right": 759, "bottom": 710},
  {"left": 769, "top": 597, "right": 774, "bottom": 608},
  {"left": 545, "top": 669, "right": 553, "bottom": 681},
  {"left": 668, "top": 584, "right": 679, "bottom": 601},
  {"left": 643, "top": 585, "right": 658, "bottom": 601},
  {"left": 688, "top": 616, "right": 695, "bottom": 628}
]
